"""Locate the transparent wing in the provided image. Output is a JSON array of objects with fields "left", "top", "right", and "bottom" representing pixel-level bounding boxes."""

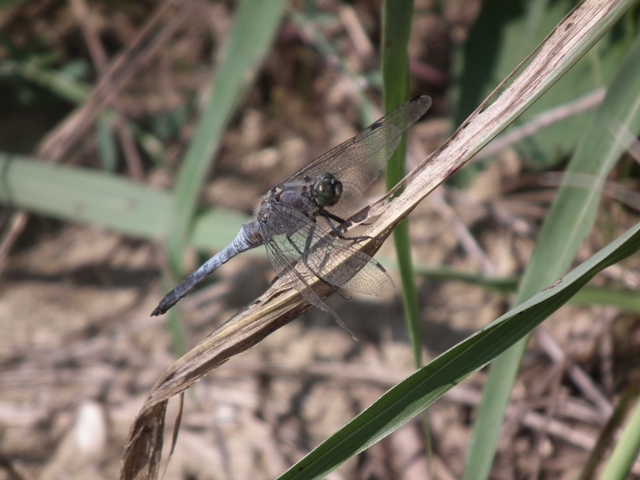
[
  {"left": 259, "top": 209, "right": 338, "bottom": 317},
  {"left": 260, "top": 199, "right": 320, "bottom": 276},
  {"left": 264, "top": 203, "right": 393, "bottom": 298},
  {"left": 263, "top": 239, "right": 329, "bottom": 310},
  {"left": 287, "top": 96, "right": 431, "bottom": 217},
  {"left": 300, "top": 228, "right": 393, "bottom": 296}
]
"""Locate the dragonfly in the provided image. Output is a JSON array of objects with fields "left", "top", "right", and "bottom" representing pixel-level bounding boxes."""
[{"left": 152, "top": 95, "right": 432, "bottom": 322}]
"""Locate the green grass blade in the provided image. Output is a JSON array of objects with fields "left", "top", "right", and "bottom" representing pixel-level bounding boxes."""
[
  {"left": 463, "top": 23, "right": 640, "bottom": 480},
  {"left": 0, "top": 153, "right": 168, "bottom": 234},
  {"left": 381, "top": 0, "right": 423, "bottom": 369},
  {"left": 13, "top": 57, "right": 90, "bottom": 103},
  {"left": 577, "top": 379, "right": 640, "bottom": 479},
  {"left": 276, "top": 222, "right": 640, "bottom": 480},
  {"left": 455, "top": 0, "right": 633, "bottom": 172},
  {"left": 598, "top": 394, "right": 640, "bottom": 480},
  {"left": 158, "top": 0, "right": 287, "bottom": 352},
  {"left": 381, "top": 0, "right": 433, "bottom": 468},
  {"left": 0, "top": 153, "right": 248, "bottom": 253},
  {"left": 163, "top": 0, "right": 288, "bottom": 275},
  {"left": 410, "top": 262, "right": 640, "bottom": 312},
  {"left": 570, "top": 286, "right": 640, "bottom": 312}
]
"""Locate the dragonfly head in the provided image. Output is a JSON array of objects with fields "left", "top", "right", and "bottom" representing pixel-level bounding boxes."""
[{"left": 314, "top": 172, "right": 343, "bottom": 207}]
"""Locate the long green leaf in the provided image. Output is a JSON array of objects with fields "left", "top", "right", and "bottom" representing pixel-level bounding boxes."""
[
  {"left": 156, "top": 0, "right": 287, "bottom": 352},
  {"left": 381, "top": 0, "right": 423, "bottom": 366},
  {"left": 599, "top": 394, "right": 640, "bottom": 479},
  {"left": 277, "top": 222, "right": 640, "bottom": 480},
  {"left": 464, "top": 20, "right": 640, "bottom": 480},
  {"left": 0, "top": 153, "right": 247, "bottom": 253},
  {"left": 381, "top": 0, "right": 433, "bottom": 467},
  {"left": 163, "top": 0, "right": 288, "bottom": 280},
  {"left": 455, "top": 0, "right": 633, "bottom": 170}
]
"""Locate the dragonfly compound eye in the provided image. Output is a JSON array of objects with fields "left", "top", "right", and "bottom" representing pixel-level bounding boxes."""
[{"left": 315, "top": 172, "right": 342, "bottom": 207}]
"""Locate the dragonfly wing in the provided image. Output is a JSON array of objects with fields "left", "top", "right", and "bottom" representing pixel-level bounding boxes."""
[
  {"left": 260, "top": 198, "right": 319, "bottom": 276},
  {"left": 262, "top": 220, "right": 342, "bottom": 319},
  {"left": 266, "top": 208, "right": 393, "bottom": 298},
  {"left": 287, "top": 96, "right": 432, "bottom": 217},
  {"left": 301, "top": 227, "right": 393, "bottom": 296},
  {"left": 341, "top": 258, "right": 393, "bottom": 297},
  {"left": 260, "top": 202, "right": 342, "bottom": 313}
]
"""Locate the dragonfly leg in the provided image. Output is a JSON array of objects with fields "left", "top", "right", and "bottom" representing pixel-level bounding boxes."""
[
  {"left": 283, "top": 226, "right": 350, "bottom": 300},
  {"left": 319, "top": 210, "right": 373, "bottom": 243}
]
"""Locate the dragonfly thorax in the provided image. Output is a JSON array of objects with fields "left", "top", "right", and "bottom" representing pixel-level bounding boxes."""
[{"left": 313, "top": 172, "right": 343, "bottom": 208}]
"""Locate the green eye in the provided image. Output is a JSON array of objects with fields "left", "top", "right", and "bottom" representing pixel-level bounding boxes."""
[{"left": 314, "top": 173, "right": 342, "bottom": 207}]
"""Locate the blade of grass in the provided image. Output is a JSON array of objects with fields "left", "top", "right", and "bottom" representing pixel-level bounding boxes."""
[
  {"left": 577, "top": 377, "right": 640, "bottom": 479},
  {"left": 411, "top": 261, "right": 640, "bottom": 312},
  {"left": 599, "top": 389, "right": 640, "bottom": 480},
  {"left": 14, "top": 57, "right": 90, "bottom": 102},
  {"left": 382, "top": 0, "right": 423, "bottom": 366},
  {"left": 0, "top": 152, "right": 248, "bottom": 253},
  {"left": 95, "top": 116, "right": 118, "bottom": 172},
  {"left": 276, "top": 222, "right": 640, "bottom": 480},
  {"left": 381, "top": 0, "right": 434, "bottom": 471},
  {"left": 463, "top": 17, "right": 640, "bottom": 480},
  {"left": 382, "top": 0, "right": 423, "bottom": 370},
  {"left": 159, "top": 0, "right": 287, "bottom": 352},
  {"left": 164, "top": 0, "right": 287, "bottom": 272}
]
